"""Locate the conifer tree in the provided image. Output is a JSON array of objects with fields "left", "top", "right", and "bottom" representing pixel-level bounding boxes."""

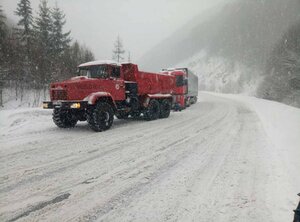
[
  {"left": 51, "top": 3, "right": 71, "bottom": 58},
  {"left": 34, "top": 0, "right": 53, "bottom": 86},
  {"left": 64, "top": 41, "right": 95, "bottom": 78},
  {"left": 15, "top": 0, "right": 33, "bottom": 50},
  {"left": 112, "top": 35, "right": 125, "bottom": 63},
  {"left": 0, "top": 6, "right": 6, "bottom": 106},
  {"left": 0, "top": 5, "right": 7, "bottom": 59},
  {"left": 14, "top": 0, "right": 34, "bottom": 86},
  {"left": 51, "top": 3, "right": 71, "bottom": 81}
]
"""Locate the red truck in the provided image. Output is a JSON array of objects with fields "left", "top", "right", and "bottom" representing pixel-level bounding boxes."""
[
  {"left": 43, "top": 61, "right": 175, "bottom": 132},
  {"left": 162, "top": 68, "right": 198, "bottom": 111}
]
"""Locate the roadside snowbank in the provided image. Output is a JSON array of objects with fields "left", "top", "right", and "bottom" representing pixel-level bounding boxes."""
[
  {"left": 1, "top": 88, "right": 49, "bottom": 110},
  {"left": 209, "top": 92, "right": 300, "bottom": 197},
  {"left": 211, "top": 93, "right": 300, "bottom": 154},
  {"left": 0, "top": 108, "right": 53, "bottom": 137}
]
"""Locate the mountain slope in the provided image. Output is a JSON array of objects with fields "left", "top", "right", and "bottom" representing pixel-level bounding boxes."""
[{"left": 139, "top": 0, "right": 300, "bottom": 100}]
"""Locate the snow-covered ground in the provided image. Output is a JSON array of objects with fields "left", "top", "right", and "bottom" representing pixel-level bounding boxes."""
[
  {"left": 0, "top": 92, "right": 299, "bottom": 222},
  {"left": 1, "top": 87, "right": 49, "bottom": 110}
]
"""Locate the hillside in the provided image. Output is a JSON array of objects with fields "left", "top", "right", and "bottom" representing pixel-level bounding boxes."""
[{"left": 139, "top": 0, "right": 300, "bottom": 103}]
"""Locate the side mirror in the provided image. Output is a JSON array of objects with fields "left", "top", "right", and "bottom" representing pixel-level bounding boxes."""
[
  {"left": 294, "top": 193, "right": 300, "bottom": 222},
  {"left": 76, "top": 69, "right": 80, "bottom": 76}
]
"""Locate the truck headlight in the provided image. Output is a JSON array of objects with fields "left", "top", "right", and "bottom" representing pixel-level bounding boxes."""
[
  {"left": 70, "top": 103, "right": 81, "bottom": 109},
  {"left": 43, "top": 103, "right": 48, "bottom": 109}
]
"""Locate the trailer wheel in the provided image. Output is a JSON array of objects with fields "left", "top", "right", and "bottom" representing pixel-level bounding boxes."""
[
  {"left": 185, "top": 99, "right": 190, "bottom": 107},
  {"left": 160, "top": 99, "right": 171, "bottom": 118},
  {"left": 53, "top": 109, "right": 78, "bottom": 128},
  {"left": 144, "top": 99, "right": 160, "bottom": 121},
  {"left": 190, "top": 97, "right": 195, "bottom": 105},
  {"left": 87, "top": 102, "right": 114, "bottom": 132}
]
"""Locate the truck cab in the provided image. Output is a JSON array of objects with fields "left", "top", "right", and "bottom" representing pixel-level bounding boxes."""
[
  {"left": 49, "top": 61, "right": 125, "bottom": 102},
  {"left": 162, "top": 67, "right": 198, "bottom": 111}
]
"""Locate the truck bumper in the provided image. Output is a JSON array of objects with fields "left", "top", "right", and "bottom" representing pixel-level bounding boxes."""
[{"left": 43, "top": 101, "right": 88, "bottom": 110}]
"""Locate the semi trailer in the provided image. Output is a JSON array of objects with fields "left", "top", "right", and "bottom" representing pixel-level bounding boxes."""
[
  {"left": 162, "top": 68, "right": 198, "bottom": 110},
  {"left": 43, "top": 61, "right": 176, "bottom": 132}
]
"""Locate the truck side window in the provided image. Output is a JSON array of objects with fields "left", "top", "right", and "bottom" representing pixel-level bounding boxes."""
[
  {"left": 111, "top": 66, "right": 120, "bottom": 78},
  {"left": 97, "top": 66, "right": 108, "bottom": 79}
]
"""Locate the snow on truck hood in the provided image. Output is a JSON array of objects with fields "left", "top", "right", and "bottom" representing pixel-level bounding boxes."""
[{"left": 78, "top": 60, "right": 121, "bottom": 67}]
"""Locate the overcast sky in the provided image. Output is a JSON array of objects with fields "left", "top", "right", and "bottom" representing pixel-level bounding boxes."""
[{"left": 2, "top": 0, "right": 224, "bottom": 61}]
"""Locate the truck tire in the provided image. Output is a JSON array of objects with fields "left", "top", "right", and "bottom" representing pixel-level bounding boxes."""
[
  {"left": 87, "top": 102, "right": 114, "bottom": 132},
  {"left": 144, "top": 99, "right": 160, "bottom": 121},
  {"left": 159, "top": 99, "right": 171, "bottom": 118},
  {"left": 115, "top": 111, "right": 129, "bottom": 119},
  {"left": 130, "top": 110, "right": 141, "bottom": 119},
  {"left": 53, "top": 109, "right": 78, "bottom": 128}
]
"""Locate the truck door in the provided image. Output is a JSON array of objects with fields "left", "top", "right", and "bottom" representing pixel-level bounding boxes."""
[{"left": 108, "top": 65, "right": 125, "bottom": 101}]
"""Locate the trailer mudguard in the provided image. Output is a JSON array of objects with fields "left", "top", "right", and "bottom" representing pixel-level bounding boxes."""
[{"left": 142, "top": 94, "right": 173, "bottom": 107}]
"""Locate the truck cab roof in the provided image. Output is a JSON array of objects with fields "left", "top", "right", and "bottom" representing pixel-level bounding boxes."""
[{"left": 78, "top": 60, "right": 121, "bottom": 67}]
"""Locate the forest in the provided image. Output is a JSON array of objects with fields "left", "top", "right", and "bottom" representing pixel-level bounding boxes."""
[{"left": 0, "top": 0, "right": 95, "bottom": 106}]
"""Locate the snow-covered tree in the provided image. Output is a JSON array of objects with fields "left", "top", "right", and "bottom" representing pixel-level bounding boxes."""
[
  {"left": 15, "top": 0, "right": 33, "bottom": 49},
  {"left": 51, "top": 3, "right": 71, "bottom": 81},
  {"left": 33, "top": 0, "right": 53, "bottom": 85},
  {"left": 0, "top": 5, "right": 7, "bottom": 54},
  {"left": 0, "top": 5, "right": 5, "bottom": 106},
  {"left": 51, "top": 3, "right": 71, "bottom": 57},
  {"left": 62, "top": 41, "right": 95, "bottom": 80},
  {"left": 112, "top": 35, "right": 125, "bottom": 63},
  {"left": 14, "top": 0, "right": 34, "bottom": 90},
  {"left": 258, "top": 20, "right": 300, "bottom": 106}
]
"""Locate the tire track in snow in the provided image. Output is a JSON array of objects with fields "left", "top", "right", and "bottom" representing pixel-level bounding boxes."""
[
  {"left": 0, "top": 103, "right": 219, "bottom": 194},
  {"left": 1, "top": 97, "right": 246, "bottom": 221}
]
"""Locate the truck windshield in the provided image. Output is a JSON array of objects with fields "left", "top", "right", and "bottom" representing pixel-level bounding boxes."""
[
  {"left": 176, "top": 76, "right": 185, "bottom": 87},
  {"left": 79, "top": 65, "right": 109, "bottom": 79}
]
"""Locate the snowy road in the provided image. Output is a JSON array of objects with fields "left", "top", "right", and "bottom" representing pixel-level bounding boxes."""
[{"left": 0, "top": 93, "right": 299, "bottom": 222}]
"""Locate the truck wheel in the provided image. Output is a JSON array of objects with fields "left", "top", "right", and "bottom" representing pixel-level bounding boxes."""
[
  {"left": 53, "top": 109, "right": 78, "bottom": 128},
  {"left": 130, "top": 110, "right": 141, "bottom": 119},
  {"left": 160, "top": 99, "right": 171, "bottom": 118},
  {"left": 144, "top": 99, "right": 160, "bottom": 121},
  {"left": 116, "top": 111, "right": 129, "bottom": 119},
  {"left": 87, "top": 102, "right": 114, "bottom": 132}
]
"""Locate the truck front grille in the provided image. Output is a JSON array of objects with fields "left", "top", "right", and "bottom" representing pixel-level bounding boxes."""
[{"left": 51, "top": 90, "right": 67, "bottom": 101}]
